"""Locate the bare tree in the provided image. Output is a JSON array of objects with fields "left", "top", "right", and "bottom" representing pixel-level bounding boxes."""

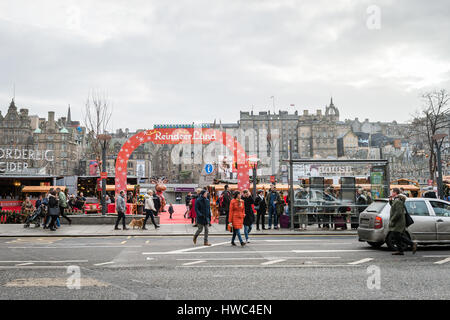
[
  {"left": 409, "top": 89, "right": 450, "bottom": 181},
  {"left": 83, "top": 91, "right": 113, "bottom": 162}
]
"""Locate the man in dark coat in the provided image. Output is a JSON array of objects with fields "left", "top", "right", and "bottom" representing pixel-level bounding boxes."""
[
  {"left": 221, "top": 185, "right": 232, "bottom": 231},
  {"left": 254, "top": 190, "right": 267, "bottom": 230},
  {"left": 153, "top": 192, "right": 161, "bottom": 216},
  {"left": 193, "top": 190, "right": 212, "bottom": 246},
  {"left": 242, "top": 190, "right": 255, "bottom": 243},
  {"left": 265, "top": 184, "right": 282, "bottom": 229},
  {"left": 389, "top": 188, "right": 417, "bottom": 255}
]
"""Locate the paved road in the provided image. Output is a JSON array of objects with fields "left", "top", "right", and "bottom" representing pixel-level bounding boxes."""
[{"left": 0, "top": 234, "right": 448, "bottom": 300}]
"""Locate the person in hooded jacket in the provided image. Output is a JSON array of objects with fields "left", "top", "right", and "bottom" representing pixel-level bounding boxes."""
[
  {"left": 242, "top": 189, "right": 255, "bottom": 243},
  {"left": 254, "top": 190, "right": 267, "bottom": 230},
  {"left": 143, "top": 190, "right": 159, "bottom": 229},
  {"left": 228, "top": 191, "right": 246, "bottom": 247},
  {"left": 389, "top": 188, "right": 417, "bottom": 255},
  {"left": 47, "top": 190, "right": 60, "bottom": 231},
  {"left": 193, "top": 190, "right": 212, "bottom": 246}
]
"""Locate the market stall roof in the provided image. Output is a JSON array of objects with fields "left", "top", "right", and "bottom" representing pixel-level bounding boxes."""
[
  {"left": 209, "top": 184, "right": 301, "bottom": 191},
  {"left": 391, "top": 179, "right": 420, "bottom": 187},
  {"left": 22, "top": 186, "right": 67, "bottom": 193},
  {"left": 330, "top": 184, "right": 420, "bottom": 191},
  {"left": 106, "top": 185, "right": 136, "bottom": 192}
]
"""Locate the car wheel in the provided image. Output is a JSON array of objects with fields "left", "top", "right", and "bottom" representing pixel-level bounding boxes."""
[
  {"left": 386, "top": 232, "right": 410, "bottom": 252},
  {"left": 367, "top": 241, "right": 384, "bottom": 248}
]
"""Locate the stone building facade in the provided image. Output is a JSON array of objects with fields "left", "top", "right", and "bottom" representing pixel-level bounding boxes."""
[{"left": 0, "top": 99, "right": 86, "bottom": 176}]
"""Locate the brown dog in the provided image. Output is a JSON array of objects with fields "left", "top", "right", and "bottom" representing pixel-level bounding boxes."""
[{"left": 129, "top": 218, "right": 145, "bottom": 229}]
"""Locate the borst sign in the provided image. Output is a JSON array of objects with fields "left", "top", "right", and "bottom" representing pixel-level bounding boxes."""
[{"left": 0, "top": 148, "right": 54, "bottom": 173}]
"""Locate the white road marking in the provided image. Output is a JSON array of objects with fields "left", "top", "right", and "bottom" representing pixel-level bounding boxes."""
[
  {"left": 146, "top": 257, "right": 154, "bottom": 261},
  {"left": 8, "top": 246, "right": 142, "bottom": 249},
  {"left": 15, "top": 263, "right": 34, "bottom": 266},
  {"left": 182, "top": 260, "right": 207, "bottom": 266},
  {"left": 166, "top": 241, "right": 229, "bottom": 254},
  {"left": 176, "top": 257, "right": 341, "bottom": 261},
  {"left": 250, "top": 243, "right": 353, "bottom": 246},
  {"left": 261, "top": 259, "right": 286, "bottom": 265},
  {"left": 94, "top": 261, "right": 115, "bottom": 266},
  {"left": 121, "top": 241, "right": 127, "bottom": 244},
  {"left": 422, "top": 255, "right": 450, "bottom": 258},
  {"left": 145, "top": 240, "right": 150, "bottom": 244},
  {"left": 127, "top": 236, "right": 132, "bottom": 239},
  {"left": 348, "top": 258, "right": 374, "bottom": 265},
  {"left": 0, "top": 260, "right": 88, "bottom": 264},
  {"left": 178, "top": 264, "right": 358, "bottom": 269},
  {"left": 292, "top": 249, "right": 369, "bottom": 253},
  {"left": 434, "top": 257, "right": 450, "bottom": 265},
  {"left": 265, "top": 240, "right": 350, "bottom": 243},
  {"left": 0, "top": 266, "right": 73, "bottom": 270},
  {"left": 143, "top": 249, "right": 370, "bottom": 255}
]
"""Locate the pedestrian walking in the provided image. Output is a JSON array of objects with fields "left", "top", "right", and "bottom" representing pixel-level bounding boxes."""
[
  {"left": 275, "top": 191, "right": 285, "bottom": 228},
  {"left": 22, "top": 196, "right": 34, "bottom": 214},
  {"left": 47, "top": 190, "right": 60, "bottom": 232},
  {"left": 193, "top": 190, "right": 212, "bottom": 246},
  {"left": 189, "top": 189, "right": 202, "bottom": 227},
  {"left": 389, "top": 188, "right": 417, "bottom": 255},
  {"left": 114, "top": 190, "right": 129, "bottom": 230},
  {"left": 56, "top": 188, "right": 72, "bottom": 225},
  {"left": 184, "top": 193, "right": 192, "bottom": 218},
  {"left": 220, "top": 185, "right": 232, "bottom": 231},
  {"left": 228, "top": 191, "right": 246, "bottom": 247},
  {"left": 254, "top": 190, "right": 267, "bottom": 230},
  {"left": 143, "top": 190, "right": 159, "bottom": 229},
  {"left": 189, "top": 197, "right": 197, "bottom": 226},
  {"left": 242, "top": 190, "right": 255, "bottom": 243},
  {"left": 153, "top": 191, "right": 161, "bottom": 216},
  {"left": 266, "top": 184, "right": 281, "bottom": 230},
  {"left": 168, "top": 203, "right": 174, "bottom": 219}
]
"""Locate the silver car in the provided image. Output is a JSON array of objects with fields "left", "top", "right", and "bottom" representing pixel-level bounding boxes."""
[{"left": 358, "top": 198, "right": 450, "bottom": 250}]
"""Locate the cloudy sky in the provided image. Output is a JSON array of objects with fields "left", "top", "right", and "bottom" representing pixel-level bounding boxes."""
[{"left": 0, "top": 0, "right": 449, "bottom": 131}]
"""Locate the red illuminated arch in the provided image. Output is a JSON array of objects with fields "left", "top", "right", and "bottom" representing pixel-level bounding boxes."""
[{"left": 114, "top": 128, "right": 250, "bottom": 197}]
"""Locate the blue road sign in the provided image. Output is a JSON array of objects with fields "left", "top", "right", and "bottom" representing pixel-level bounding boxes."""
[{"left": 205, "top": 164, "right": 214, "bottom": 175}]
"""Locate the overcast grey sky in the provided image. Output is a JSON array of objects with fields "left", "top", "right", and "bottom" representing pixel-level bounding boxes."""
[{"left": 0, "top": 0, "right": 449, "bottom": 131}]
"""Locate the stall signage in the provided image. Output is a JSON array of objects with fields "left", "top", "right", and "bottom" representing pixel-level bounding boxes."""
[
  {"left": 174, "top": 187, "right": 195, "bottom": 192},
  {"left": 0, "top": 148, "right": 54, "bottom": 173}
]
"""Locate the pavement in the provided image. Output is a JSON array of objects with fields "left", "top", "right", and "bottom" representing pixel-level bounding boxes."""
[
  {"left": 0, "top": 223, "right": 358, "bottom": 237},
  {"left": 0, "top": 234, "right": 449, "bottom": 299}
]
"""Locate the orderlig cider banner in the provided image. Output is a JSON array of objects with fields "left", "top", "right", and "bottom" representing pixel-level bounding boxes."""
[{"left": 0, "top": 148, "right": 54, "bottom": 173}]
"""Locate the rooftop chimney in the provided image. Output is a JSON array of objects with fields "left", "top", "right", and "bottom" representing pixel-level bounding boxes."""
[{"left": 48, "top": 111, "right": 55, "bottom": 123}]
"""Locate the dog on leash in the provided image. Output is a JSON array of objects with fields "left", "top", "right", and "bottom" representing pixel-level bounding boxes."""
[{"left": 129, "top": 218, "right": 145, "bottom": 229}]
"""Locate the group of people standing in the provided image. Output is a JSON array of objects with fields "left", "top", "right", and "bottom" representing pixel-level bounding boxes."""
[
  {"left": 191, "top": 184, "right": 288, "bottom": 247},
  {"left": 32, "top": 188, "right": 73, "bottom": 231},
  {"left": 220, "top": 184, "right": 287, "bottom": 232}
]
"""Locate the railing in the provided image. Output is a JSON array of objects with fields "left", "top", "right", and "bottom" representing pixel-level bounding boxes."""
[{"left": 291, "top": 203, "right": 369, "bottom": 229}]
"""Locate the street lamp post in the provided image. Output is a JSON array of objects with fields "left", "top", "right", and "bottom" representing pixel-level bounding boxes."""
[
  {"left": 98, "top": 134, "right": 112, "bottom": 216},
  {"left": 433, "top": 133, "right": 448, "bottom": 200}
]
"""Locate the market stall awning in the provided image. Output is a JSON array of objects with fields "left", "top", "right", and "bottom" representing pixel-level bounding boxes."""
[
  {"left": 22, "top": 186, "right": 67, "bottom": 193},
  {"left": 106, "top": 185, "right": 135, "bottom": 192},
  {"left": 209, "top": 184, "right": 301, "bottom": 191}
]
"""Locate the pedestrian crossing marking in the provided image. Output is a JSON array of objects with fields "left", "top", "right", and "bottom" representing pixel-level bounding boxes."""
[
  {"left": 182, "top": 260, "right": 206, "bottom": 266},
  {"left": 261, "top": 259, "right": 286, "bottom": 265},
  {"left": 348, "top": 258, "right": 374, "bottom": 265},
  {"left": 434, "top": 257, "right": 450, "bottom": 265}
]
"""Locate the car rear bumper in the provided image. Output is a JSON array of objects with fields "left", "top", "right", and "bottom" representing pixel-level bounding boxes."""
[{"left": 358, "top": 228, "right": 386, "bottom": 243}]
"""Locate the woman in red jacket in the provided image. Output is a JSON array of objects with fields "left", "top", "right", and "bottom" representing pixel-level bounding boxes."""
[{"left": 228, "top": 191, "right": 246, "bottom": 247}]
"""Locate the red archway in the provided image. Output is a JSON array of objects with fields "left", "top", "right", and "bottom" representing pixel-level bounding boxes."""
[{"left": 114, "top": 128, "right": 250, "bottom": 197}]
